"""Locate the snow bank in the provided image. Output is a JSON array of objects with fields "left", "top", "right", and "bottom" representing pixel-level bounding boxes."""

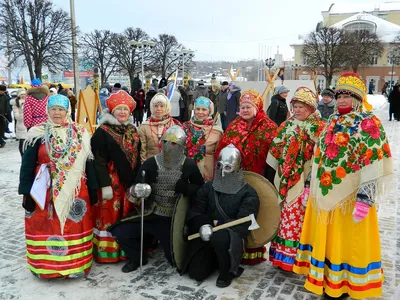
[{"left": 367, "top": 95, "right": 387, "bottom": 110}]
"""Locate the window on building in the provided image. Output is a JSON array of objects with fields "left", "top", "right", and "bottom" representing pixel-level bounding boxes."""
[
  {"left": 343, "top": 22, "right": 376, "bottom": 34},
  {"left": 370, "top": 56, "right": 378, "bottom": 65}
]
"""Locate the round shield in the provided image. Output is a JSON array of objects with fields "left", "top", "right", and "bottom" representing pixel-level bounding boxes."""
[
  {"left": 170, "top": 194, "right": 190, "bottom": 273},
  {"left": 243, "top": 171, "right": 280, "bottom": 248}
]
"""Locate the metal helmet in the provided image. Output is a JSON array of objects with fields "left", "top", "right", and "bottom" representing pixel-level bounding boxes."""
[
  {"left": 161, "top": 125, "right": 187, "bottom": 146},
  {"left": 216, "top": 144, "right": 242, "bottom": 177}
]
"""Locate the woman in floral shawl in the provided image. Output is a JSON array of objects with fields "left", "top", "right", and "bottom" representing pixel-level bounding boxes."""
[
  {"left": 91, "top": 90, "right": 141, "bottom": 263},
  {"left": 138, "top": 93, "right": 181, "bottom": 163},
  {"left": 215, "top": 89, "right": 277, "bottom": 264},
  {"left": 267, "top": 87, "right": 325, "bottom": 272},
  {"left": 183, "top": 97, "right": 223, "bottom": 181},
  {"left": 293, "top": 73, "right": 393, "bottom": 299},
  {"left": 18, "top": 94, "right": 98, "bottom": 279}
]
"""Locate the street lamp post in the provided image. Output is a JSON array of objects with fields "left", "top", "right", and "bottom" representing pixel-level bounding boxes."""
[
  {"left": 129, "top": 40, "right": 156, "bottom": 88},
  {"left": 265, "top": 57, "right": 275, "bottom": 74},
  {"left": 175, "top": 49, "right": 195, "bottom": 85},
  {"left": 69, "top": 0, "right": 80, "bottom": 95},
  {"left": 390, "top": 55, "right": 398, "bottom": 92}
]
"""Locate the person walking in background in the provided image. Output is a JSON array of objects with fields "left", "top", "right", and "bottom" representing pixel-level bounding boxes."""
[
  {"left": 132, "top": 74, "right": 142, "bottom": 91},
  {"left": 382, "top": 81, "right": 388, "bottom": 98},
  {"left": 368, "top": 79, "right": 375, "bottom": 95},
  {"left": 217, "top": 81, "right": 229, "bottom": 130},
  {"left": 193, "top": 80, "right": 209, "bottom": 102},
  {"left": 23, "top": 79, "right": 49, "bottom": 131},
  {"left": 224, "top": 82, "right": 241, "bottom": 128},
  {"left": 268, "top": 86, "right": 289, "bottom": 126},
  {"left": 99, "top": 88, "right": 109, "bottom": 110},
  {"left": 145, "top": 86, "right": 157, "bottom": 116},
  {"left": 0, "top": 85, "right": 11, "bottom": 148},
  {"left": 317, "top": 88, "right": 336, "bottom": 120},
  {"left": 10, "top": 90, "right": 28, "bottom": 156},
  {"left": 49, "top": 87, "right": 58, "bottom": 96},
  {"left": 178, "top": 85, "right": 190, "bottom": 122},
  {"left": 388, "top": 83, "right": 400, "bottom": 121},
  {"left": 57, "top": 83, "right": 68, "bottom": 96},
  {"left": 67, "top": 90, "right": 77, "bottom": 121},
  {"left": 133, "top": 88, "right": 145, "bottom": 126},
  {"left": 112, "top": 83, "right": 122, "bottom": 93},
  {"left": 158, "top": 77, "right": 168, "bottom": 89}
]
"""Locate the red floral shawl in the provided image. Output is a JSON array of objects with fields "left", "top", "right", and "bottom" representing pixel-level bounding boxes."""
[
  {"left": 215, "top": 111, "right": 277, "bottom": 175},
  {"left": 267, "top": 113, "right": 325, "bottom": 205}
]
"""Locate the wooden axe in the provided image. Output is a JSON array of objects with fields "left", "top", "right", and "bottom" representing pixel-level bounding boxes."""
[{"left": 187, "top": 213, "right": 259, "bottom": 241}]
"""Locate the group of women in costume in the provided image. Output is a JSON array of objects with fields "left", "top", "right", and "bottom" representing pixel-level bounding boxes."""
[{"left": 18, "top": 72, "right": 392, "bottom": 299}]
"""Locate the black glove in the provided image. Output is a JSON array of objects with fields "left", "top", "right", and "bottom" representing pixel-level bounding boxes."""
[
  {"left": 175, "top": 179, "right": 188, "bottom": 194},
  {"left": 23, "top": 195, "right": 36, "bottom": 212},
  {"left": 88, "top": 189, "right": 98, "bottom": 205}
]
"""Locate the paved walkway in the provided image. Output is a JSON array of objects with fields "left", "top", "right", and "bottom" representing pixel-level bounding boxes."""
[{"left": 0, "top": 103, "right": 399, "bottom": 300}]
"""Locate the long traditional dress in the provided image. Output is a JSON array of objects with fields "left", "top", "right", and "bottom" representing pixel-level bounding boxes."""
[
  {"left": 267, "top": 113, "right": 325, "bottom": 272},
  {"left": 19, "top": 121, "right": 97, "bottom": 279},
  {"left": 138, "top": 115, "right": 181, "bottom": 163},
  {"left": 293, "top": 109, "right": 392, "bottom": 298},
  {"left": 216, "top": 108, "right": 277, "bottom": 264},
  {"left": 91, "top": 111, "right": 140, "bottom": 263},
  {"left": 183, "top": 118, "right": 223, "bottom": 182}
]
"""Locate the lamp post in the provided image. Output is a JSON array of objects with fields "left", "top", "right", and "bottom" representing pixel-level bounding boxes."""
[
  {"left": 265, "top": 57, "right": 275, "bottom": 74},
  {"left": 390, "top": 55, "right": 398, "bottom": 92},
  {"left": 69, "top": 0, "right": 80, "bottom": 95},
  {"left": 175, "top": 49, "right": 195, "bottom": 85},
  {"left": 129, "top": 40, "right": 156, "bottom": 88}
]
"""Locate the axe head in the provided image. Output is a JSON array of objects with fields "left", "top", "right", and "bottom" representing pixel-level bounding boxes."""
[{"left": 248, "top": 214, "right": 260, "bottom": 230}]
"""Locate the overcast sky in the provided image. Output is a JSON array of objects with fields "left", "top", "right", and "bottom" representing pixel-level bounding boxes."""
[{"left": 51, "top": 0, "right": 390, "bottom": 62}]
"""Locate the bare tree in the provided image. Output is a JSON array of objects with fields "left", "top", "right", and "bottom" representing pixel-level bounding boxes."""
[
  {"left": 344, "top": 30, "right": 383, "bottom": 73},
  {"left": 301, "top": 27, "right": 348, "bottom": 87},
  {"left": 148, "top": 34, "right": 182, "bottom": 79},
  {"left": 80, "top": 30, "right": 117, "bottom": 86},
  {"left": 110, "top": 27, "right": 151, "bottom": 88},
  {"left": 0, "top": 0, "right": 72, "bottom": 80}
]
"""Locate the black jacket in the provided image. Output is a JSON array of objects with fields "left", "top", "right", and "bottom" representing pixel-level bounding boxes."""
[
  {"left": 91, "top": 125, "right": 141, "bottom": 188},
  {"left": 145, "top": 90, "right": 157, "bottom": 113},
  {"left": 183, "top": 182, "right": 259, "bottom": 274},
  {"left": 268, "top": 94, "right": 288, "bottom": 126}
]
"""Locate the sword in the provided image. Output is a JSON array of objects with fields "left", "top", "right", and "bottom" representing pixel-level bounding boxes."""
[{"left": 140, "top": 170, "right": 145, "bottom": 275}]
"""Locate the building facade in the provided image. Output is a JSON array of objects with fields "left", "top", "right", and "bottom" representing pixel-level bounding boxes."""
[{"left": 292, "top": 2, "right": 400, "bottom": 92}]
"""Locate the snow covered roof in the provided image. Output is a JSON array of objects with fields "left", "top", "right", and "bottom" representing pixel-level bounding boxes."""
[
  {"left": 331, "top": 12, "right": 400, "bottom": 43},
  {"left": 325, "top": 2, "right": 400, "bottom": 14}
]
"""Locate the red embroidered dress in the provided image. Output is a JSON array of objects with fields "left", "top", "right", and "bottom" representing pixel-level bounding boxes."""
[
  {"left": 91, "top": 119, "right": 140, "bottom": 263},
  {"left": 267, "top": 113, "right": 325, "bottom": 272}
]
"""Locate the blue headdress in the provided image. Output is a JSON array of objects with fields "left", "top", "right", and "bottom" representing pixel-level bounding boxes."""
[
  {"left": 195, "top": 97, "right": 211, "bottom": 110},
  {"left": 48, "top": 94, "right": 70, "bottom": 111}
]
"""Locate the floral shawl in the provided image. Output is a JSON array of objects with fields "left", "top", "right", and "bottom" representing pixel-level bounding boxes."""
[
  {"left": 311, "top": 110, "right": 393, "bottom": 211},
  {"left": 25, "top": 120, "right": 92, "bottom": 234},
  {"left": 215, "top": 110, "right": 277, "bottom": 175},
  {"left": 183, "top": 117, "right": 223, "bottom": 163},
  {"left": 266, "top": 112, "right": 325, "bottom": 205}
]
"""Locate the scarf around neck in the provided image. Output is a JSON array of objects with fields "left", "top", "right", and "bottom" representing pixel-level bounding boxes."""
[
  {"left": 267, "top": 112, "right": 325, "bottom": 205},
  {"left": 183, "top": 117, "right": 222, "bottom": 163}
]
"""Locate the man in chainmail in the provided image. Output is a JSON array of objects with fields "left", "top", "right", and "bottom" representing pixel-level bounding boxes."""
[
  {"left": 182, "top": 144, "right": 259, "bottom": 287},
  {"left": 109, "top": 126, "right": 204, "bottom": 273}
]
